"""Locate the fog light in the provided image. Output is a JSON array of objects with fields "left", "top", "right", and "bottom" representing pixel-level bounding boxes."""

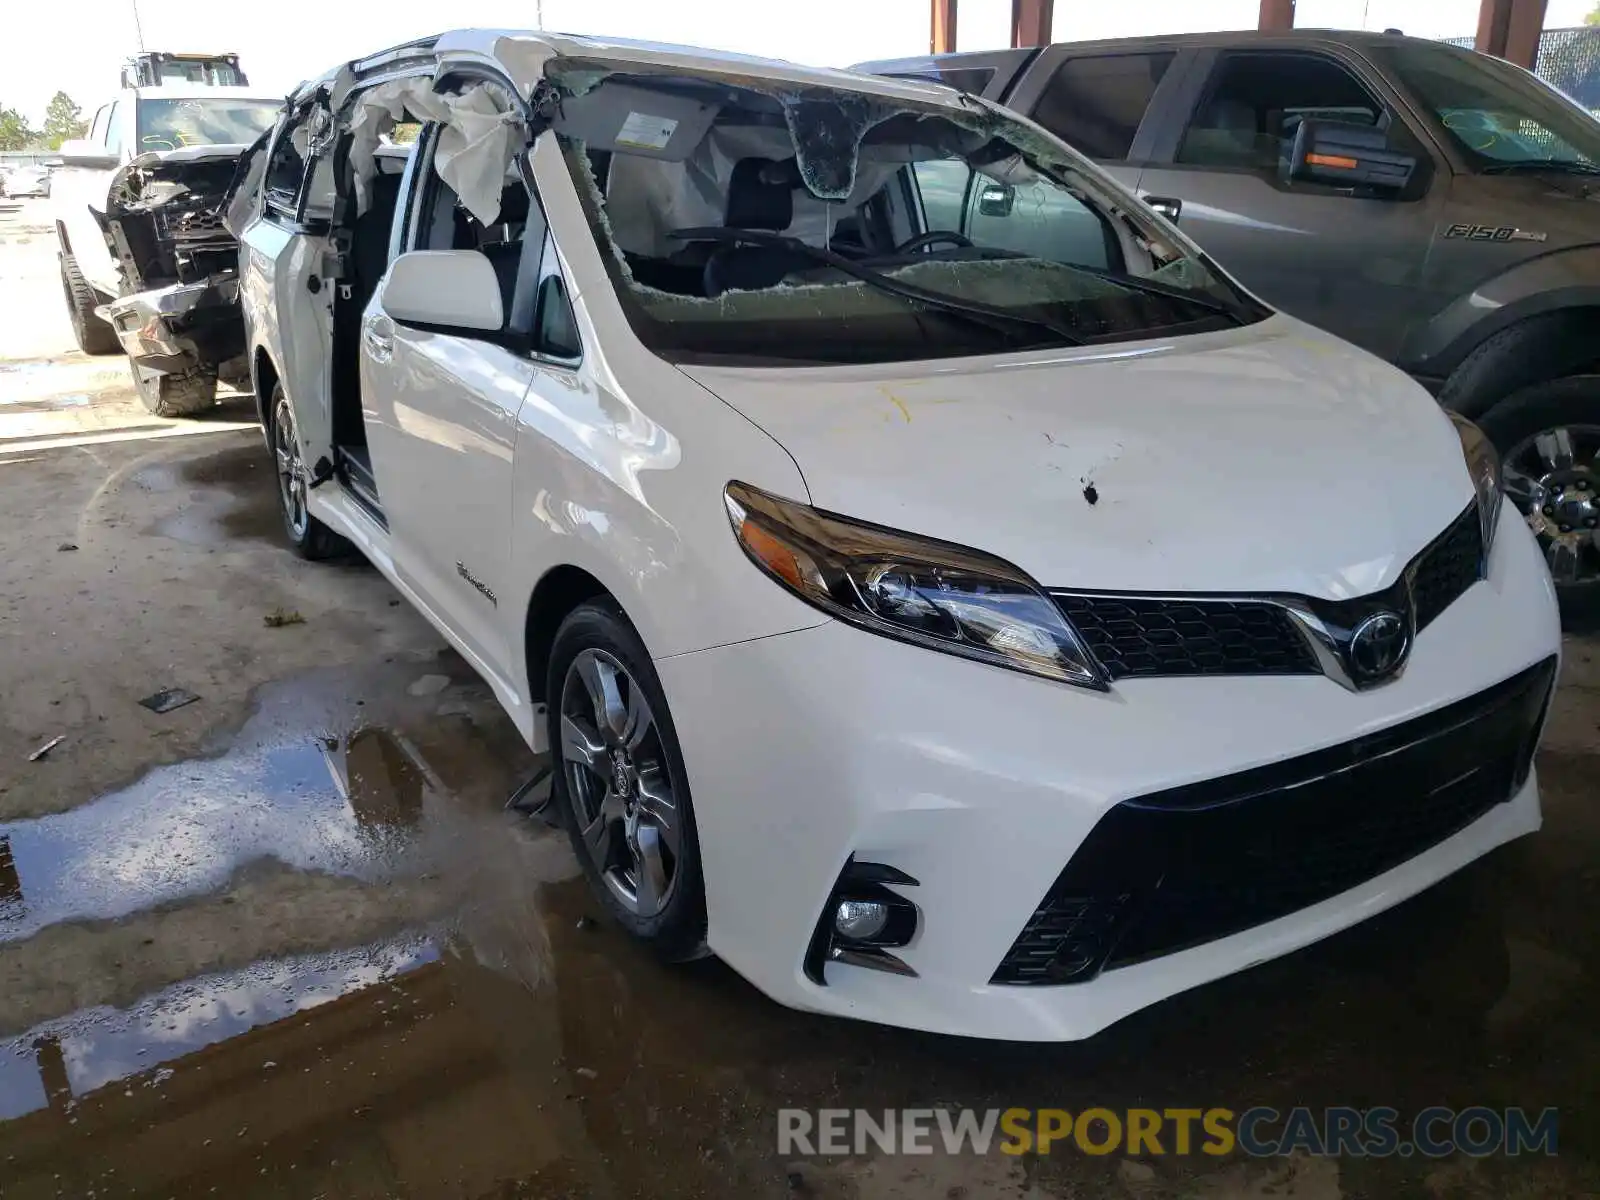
[{"left": 834, "top": 898, "right": 889, "bottom": 941}]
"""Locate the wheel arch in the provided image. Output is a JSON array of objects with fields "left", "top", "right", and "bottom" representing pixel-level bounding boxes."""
[
  {"left": 252, "top": 346, "right": 280, "bottom": 432},
  {"left": 522, "top": 564, "right": 615, "bottom": 707},
  {"left": 1436, "top": 306, "right": 1600, "bottom": 419}
]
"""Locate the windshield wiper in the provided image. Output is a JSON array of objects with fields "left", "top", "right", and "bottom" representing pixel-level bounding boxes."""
[
  {"left": 668, "top": 227, "right": 1086, "bottom": 347},
  {"left": 1482, "top": 159, "right": 1600, "bottom": 176},
  {"left": 1063, "top": 263, "right": 1248, "bottom": 323}
]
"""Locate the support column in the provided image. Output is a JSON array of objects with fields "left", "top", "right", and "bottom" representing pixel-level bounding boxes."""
[
  {"left": 1258, "top": 0, "right": 1295, "bottom": 30},
  {"left": 1011, "top": 0, "right": 1054, "bottom": 49},
  {"left": 932, "top": 0, "right": 958, "bottom": 55},
  {"left": 1475, "top": 0, "right": 1548, "bottom": 70}
]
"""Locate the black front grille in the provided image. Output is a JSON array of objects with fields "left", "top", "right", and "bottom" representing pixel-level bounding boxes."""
[
  {"left": 990, "top": 656, "right": 1555, "bottom": 986},
  {"left": 1054, "top": 594, "right": 1318, "bottom": 680},
  {"left": 1050, "top": 503, "right": 1484, "bottom": 683},
  {"left": 1412, "top": 505, "right": 1485, "bottom": 631}
]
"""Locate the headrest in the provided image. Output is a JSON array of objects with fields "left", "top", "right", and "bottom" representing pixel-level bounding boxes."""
[{"left": 725, "top": 157, "right": 796, "bottom": 231}]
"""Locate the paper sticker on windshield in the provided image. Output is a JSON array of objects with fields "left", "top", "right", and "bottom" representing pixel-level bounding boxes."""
[{"left": 616, "top": 111, "right": 678, "bottom": 151}]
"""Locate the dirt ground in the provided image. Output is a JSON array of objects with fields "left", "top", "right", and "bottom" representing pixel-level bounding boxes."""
[{"left": 1, "top": 194, "right": 1599, "bottom": 1199}]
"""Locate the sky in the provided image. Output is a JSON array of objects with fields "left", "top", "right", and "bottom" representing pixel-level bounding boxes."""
[{"left": 3, "top": 0, "right": 1594, "bottom": 123}]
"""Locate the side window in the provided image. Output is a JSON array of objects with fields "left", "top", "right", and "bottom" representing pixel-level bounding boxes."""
[
  {"left": 911, "top": 160, "right": 969, "bottom": 233},
  {"left": 103, "top": 102, "right": 124, "bottom": 156},
  {"left": 412, "top": 135, "right": 559, "bottom": 345},
  {"left": 1031, "top": 53, "right": 1175, "bottom": 161},
  {"left": 263, "top": 116, "right": 311, "bottom": 215},
  {"left": 1178, "top": 53, "right": 1382, "bottom": 171},
  {"left": 532, "top": 232, "right": 581, "bottom": 361},
  {"left": 88, "top": 105, "right": 109, "bottom": 146},
  {"left": 905, "top": 160, "right": 1112, "bottom": 270}
]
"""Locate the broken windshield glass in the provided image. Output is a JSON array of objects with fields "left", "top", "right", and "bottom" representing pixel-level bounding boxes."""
[{"left": 547, "top": 66, "right": 1266, "bottom": 365}]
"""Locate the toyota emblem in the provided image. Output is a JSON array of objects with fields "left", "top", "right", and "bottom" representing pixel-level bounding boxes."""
[{"left": 1348, "top": 611, "right": 1410, "bottom": 683}]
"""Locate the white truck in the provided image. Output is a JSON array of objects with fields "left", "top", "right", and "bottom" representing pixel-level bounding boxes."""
[{"left": 52, "top": 83, "right": 280, "bottom": 415}]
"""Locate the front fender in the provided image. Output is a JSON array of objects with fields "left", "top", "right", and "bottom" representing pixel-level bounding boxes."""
[{"left": 1399, "top": 245, "right": 1600, "bottom": 378}]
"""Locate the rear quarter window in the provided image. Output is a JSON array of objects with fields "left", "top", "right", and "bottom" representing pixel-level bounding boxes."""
[{"left": 1031, "top": 53, "right": 1175, "bottom": 161}]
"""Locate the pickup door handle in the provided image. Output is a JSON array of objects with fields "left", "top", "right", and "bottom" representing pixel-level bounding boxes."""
[
  {"left": 362, "top": 315, "right": 395, "bottom": 362},
  {"left": 1142, "top": 194, "right": 1183, "bottom": 223}
]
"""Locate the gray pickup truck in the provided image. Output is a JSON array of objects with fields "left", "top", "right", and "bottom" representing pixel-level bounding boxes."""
[{"left": 861, "top": 31, "right": 1600, "bottom": 623}]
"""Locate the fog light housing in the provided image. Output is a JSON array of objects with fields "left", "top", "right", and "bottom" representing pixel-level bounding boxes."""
[
  {"left": 804, "top": 858, "right": 921, "bottom": 985},
  {"left": 834, "top": 898, "right": 890, "bottom": 941}
]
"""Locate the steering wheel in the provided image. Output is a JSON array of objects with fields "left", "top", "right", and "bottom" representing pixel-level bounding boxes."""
[{"left": 893, "top": 230, "right": 973, "bottom": 255}]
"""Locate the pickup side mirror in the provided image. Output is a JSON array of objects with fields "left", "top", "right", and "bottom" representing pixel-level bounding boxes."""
[
  {"left": 977, "top": 181, "right": 1015, "bottom": 218},
  {"left": 58, "top": 139, "right": 120, "bottom": 170},
  {"left": 380, "top": 250, "right": 504, "bottom": 334},
  {"left": 1283, "top": 119, "right": 1416, "bottom": 192}
]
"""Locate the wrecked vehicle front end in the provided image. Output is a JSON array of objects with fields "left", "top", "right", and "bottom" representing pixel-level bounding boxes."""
[{"left": 99, "top": 146, "right": 255, "bottom": 413}]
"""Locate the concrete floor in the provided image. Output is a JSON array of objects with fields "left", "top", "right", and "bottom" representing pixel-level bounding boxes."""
[{"left": 1, "top": 195, "right": 1598, "bottom": 1199}]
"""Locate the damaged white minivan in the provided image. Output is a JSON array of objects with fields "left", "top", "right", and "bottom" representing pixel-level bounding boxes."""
[{"left": 235, "top": 30, "right": 1561, "bottom": 1040}]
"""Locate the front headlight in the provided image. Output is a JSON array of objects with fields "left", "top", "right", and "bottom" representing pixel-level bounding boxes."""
[
  {"left": 1450, "top": 412, "right": 1503, "bottom": 557},
  {"left": 724, "top": 482, "right": 1105, "bottom": 689}
]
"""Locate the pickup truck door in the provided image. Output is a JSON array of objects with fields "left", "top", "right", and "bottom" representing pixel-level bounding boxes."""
[
  {"left": 359, "top": 133, "right": 541, "bottom": 683},
  {"left": 1133, "top": 46, "right": 1444, "bottom": 362}
]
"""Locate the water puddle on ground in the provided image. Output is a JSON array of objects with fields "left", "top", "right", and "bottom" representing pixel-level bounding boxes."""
[{"left": 136, "top": 438, "right": 292, "bottom": 546}]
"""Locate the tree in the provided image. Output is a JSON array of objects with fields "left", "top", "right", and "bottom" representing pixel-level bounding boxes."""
[
  {"left": 1587, "top": 3, "right": 1600, "bottom": 27},
  {"left": 40, "top": 91, "right": 86, "bottom": 150},
  {"left": 0, "top": 105, "right": 35, "bottom": 152}
]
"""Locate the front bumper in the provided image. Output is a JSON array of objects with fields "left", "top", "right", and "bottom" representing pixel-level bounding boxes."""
[
  {"left": 655, "top": 506, "right": 1561, "bottom": 1040},
  {"left": 100, "top": 277, "right": 242, "bottom": 375}
]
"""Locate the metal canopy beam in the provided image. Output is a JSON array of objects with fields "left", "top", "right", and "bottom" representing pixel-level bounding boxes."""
[
  {"left": 1012, "top": 0, "right": 1053, "bottom": 48},
  {"left": 932, "top": 0, "right": 958, "bottom": 54},
  {"left": 1258, "top": 0, "right": 1296, "bottom": 30},
  {"left": 1475, "top": 0, "right": 1549, "bottom": 69}
]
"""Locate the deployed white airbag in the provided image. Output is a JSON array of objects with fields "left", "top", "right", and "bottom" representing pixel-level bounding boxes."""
[{"left": 346, "top": 79, "right": 523, "bottom": 225}]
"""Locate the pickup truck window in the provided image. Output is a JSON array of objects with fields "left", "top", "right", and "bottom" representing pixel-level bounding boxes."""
[
  {"left": 555, "top": 71, "right": 1265, "bottom": 366},
  {"left": 1031, "top": 53, "right": 1175, "bottom": 162},
  {"left": 1373, "top": 42, "right": 1600, "bottom": 171},
  {"left": 137, "top": 98, "right": 280, "bottom": 152},
  {"left": 105, "top": 102, "right": 125, "bottom": 157},
  {"left": 1178, "top": 53, "right": 1380, "bottom": 171}
]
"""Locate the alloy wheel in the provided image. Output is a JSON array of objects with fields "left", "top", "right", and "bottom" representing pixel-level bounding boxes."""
[
  {"left": 273, "top": 396, "right": 309, "bottom": 540},
  {"left": 558, "top": 648, "right": 682, "bottom": 918},
  {"left": 1503, "top": 423, "right": 1600, "bottom": 586}
]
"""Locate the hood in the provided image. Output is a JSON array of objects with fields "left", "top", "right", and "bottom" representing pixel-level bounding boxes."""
[{"left": 679, "top": 318, "right": 1475, "bottom": 599}]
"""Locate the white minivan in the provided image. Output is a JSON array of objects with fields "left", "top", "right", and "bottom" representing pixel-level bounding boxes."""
[{"left": 234, "top": 30, "right": 1560, "bottom": 1041}]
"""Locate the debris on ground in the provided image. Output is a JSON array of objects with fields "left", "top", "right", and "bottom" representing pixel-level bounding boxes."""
[
  {"left": 575, "top": 1067, "right": 599, "bottom": 1079},
  {"left": 575, "top": 915, "right": 596, "bottom": 931},
  {"left": 262, "top": 607, "right": 305, "bottom": 628},
  {"left": 1082, "top": 482, "right": 1100, "bottom": 506},
  {"left": 407, "top": 674, "right": 450, "bottom": 697},
  {"left": 56, "top": 542, "right": 78, "bottom": 552},
  {"left": 138, "top": 687, "right": 201, "bottom": 714},
  {"left": 28, "top": 735, "right": 65, "bottom": 761}
]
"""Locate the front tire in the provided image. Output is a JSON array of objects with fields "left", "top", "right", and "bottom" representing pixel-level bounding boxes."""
[
  {"left": 269, "top": 384, "right": 347, "bottom": 560},
  {"left": 58, "top": 251, "right": 119, "bottom": 355},
  {"left": 132, "top": 362, "right": 218, "bottom": 418},
  {"left": 547, "top": 601, "right": 707, "bottom": 961},
  {"left": 1477, "top": 375, "right": 1600, "bottom": 630}
]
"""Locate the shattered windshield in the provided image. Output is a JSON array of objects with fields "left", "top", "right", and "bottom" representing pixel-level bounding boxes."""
[
  {"left": 136, "top": 98, "right": 281, "bottom": 152},
  {"left": 549, "top": 66, "right": 1266, "bottom": 366}
]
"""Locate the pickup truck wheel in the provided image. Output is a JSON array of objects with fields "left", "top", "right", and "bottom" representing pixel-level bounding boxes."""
[
  {"left": 548, "top": 601, "right": 708, "bottom": 962},
  {"left": 269, "top": 385, "right": 348, "bottom": 561},
  {"left": 1477, "top": 375, "right": 1600, "bottom": 629},
  {"left": 58, "top": 252, "right": 119, "bottom": 356},
  {"left": 131, "top": 363, "right": 218, "bottom": 418}
]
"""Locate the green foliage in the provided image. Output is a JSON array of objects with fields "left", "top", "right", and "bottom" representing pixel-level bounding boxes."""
[
  {"left": 1588, "top": 3, "right": 1600, "bottom": 27},
  {"left": 41, "top": 92, "right": 87, "bottom": 150},
  {"left": 0, "top": 105, "right": 36, "bottom": 152}
]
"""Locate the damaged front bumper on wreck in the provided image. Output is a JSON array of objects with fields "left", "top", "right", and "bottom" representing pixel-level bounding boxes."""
[
  {"left": 101, "top": 144, "right": 256, "bottom": 381},
  {"left": 98, "top": 277, "right": 244, "bottom": 376}
]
